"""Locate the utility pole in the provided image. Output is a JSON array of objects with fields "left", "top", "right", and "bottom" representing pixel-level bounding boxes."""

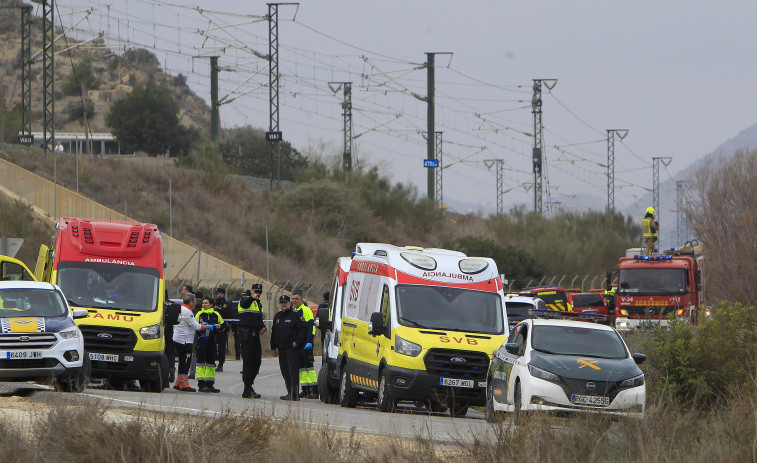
[
  {"left": 434, "top": 131, "right": 443, "bottom": 207},
  {"left": 426, "top": 53, "right": 435, "bottom": 201},
  {"left": 652, "top": 156, "right": 672, "bottom": 224},
  {"left": 606, "top": 129, "right": 628, "bottom": 211},
  {"left": 328, "top": 81, "right": 353, "bottom": 171},
  {"left": 676, "top": 180, "right": 690, "bottom": 246},
  {"left": 21, "top": 5, "right": 32, "bottom": 142},
  {"left": 32, "top": 0, "right": 55, "bottom": 151},
  {"left": 265, "top": 3, "right": 297, "bottom": 189},
  {"left": 484, "top": 159, "right": 504, "bottom": 215},
  {"left": 532, "top": 79, "right": 557, "bottom": 214},
  {"left": 424, "top": 52, "right": 452, "bottom": 201},
  {"left": 210, "top": 56, "right": 220, "bottom": 143}
]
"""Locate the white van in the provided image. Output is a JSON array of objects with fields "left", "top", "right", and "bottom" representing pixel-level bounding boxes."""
[
  {"left": 317, "top": 256, "right": 352, "bottom": 404},
  {"left": 333, "top": 243, "right": 509, "bottom": 417}
]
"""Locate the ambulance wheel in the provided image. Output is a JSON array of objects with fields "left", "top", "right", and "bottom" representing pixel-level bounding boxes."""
[
  {"left": 141, "top": 354, "right": 168, "bottom": 393},
  {"left": 318, "top": 364, "right": 338, "bottom": 404},
  {"left": 449, "top": 401, "right": 469, "bottom": 418},
  {"left": 377, "top": 370, "right": 396, "bottom": 413},
  {"left": 339, "top": 368, "right": 358, "bottom": 408},
  {"left": 428, "top": 401, "right": 448, "bottom": 414},
  {"left": 485, "top": 383, "right": 505, "bottom": 423}
]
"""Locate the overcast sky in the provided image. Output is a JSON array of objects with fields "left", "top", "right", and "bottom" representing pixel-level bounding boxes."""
[{"left": 55, "top": 0, "right": 757, "bottom": 215}]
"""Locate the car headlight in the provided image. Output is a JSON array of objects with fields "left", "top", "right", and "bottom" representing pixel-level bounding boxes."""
[
  {"left": 139, "top": 322, "right": 162, "bottom": 340},
  {"left": 59, "top": 328, "right": 80, "bottom": 340},
  {"left": 620, "top": 374, "right": 645, "bottom": 388},
  {"left": 395, "top": 334, "right": 421, "bottom": 357},
  {"left": 528, "top": 363, "right": 560, "bottom": 382}
]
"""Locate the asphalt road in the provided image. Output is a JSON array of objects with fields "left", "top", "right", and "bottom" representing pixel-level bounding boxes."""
[{"left": 4, "top": 357, "right": 498, "bottom": 442}]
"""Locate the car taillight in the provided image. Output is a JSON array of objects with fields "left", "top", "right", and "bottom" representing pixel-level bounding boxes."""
[{"left": 619, "top": 309, "right": 628, "bottom": 316}]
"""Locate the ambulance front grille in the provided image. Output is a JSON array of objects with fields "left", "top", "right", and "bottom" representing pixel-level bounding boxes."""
[{"left": 424, "top": 349, "right": 489, "bottom": 380}]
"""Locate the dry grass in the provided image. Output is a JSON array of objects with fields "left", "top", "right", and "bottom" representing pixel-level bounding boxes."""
[{"left": 0, "top": 385, "right": 754, "bottom": 463}]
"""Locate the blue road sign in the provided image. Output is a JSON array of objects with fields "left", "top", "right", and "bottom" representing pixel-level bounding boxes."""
[{"left": 423, "top": 159, "right": 439, "bottom": 168}]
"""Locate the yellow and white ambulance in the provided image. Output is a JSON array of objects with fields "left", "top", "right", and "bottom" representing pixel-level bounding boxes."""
[{"left": 337, "top": 243, "right": 509, "bottom": 417}]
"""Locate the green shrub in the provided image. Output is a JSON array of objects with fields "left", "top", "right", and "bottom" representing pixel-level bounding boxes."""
[
  {"left": 246, "top": 223, "right": 305, "bottom": 262},
  {"left": 648, "top": 301, "right": 757, "bottom": 407}
]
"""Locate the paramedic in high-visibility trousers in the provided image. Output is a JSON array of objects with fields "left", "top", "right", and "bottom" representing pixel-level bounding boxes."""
[
  {"left": 195, "top": 297, "right": 224, "bottom": 393},
  {"left": 642, "top": 206, "right": 659, "bottom": 257},
  {"left": 270, "top": 294, "right": 308, "bottom": 401},
  {"left": 238, "top": 283, "right": 267, "bottom": 399},
  {"left": 291, "top": 290, "right": 318, "bottom": 399}
]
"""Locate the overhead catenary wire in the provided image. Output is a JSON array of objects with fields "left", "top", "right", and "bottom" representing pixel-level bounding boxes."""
[{"left": 49, "top": 0, "right": 654, "bottom": 212}]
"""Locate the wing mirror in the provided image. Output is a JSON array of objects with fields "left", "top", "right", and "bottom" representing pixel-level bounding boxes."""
[
  {"left": 368, "top": 312, "right": 384, "bottom": 336},
  {"left": 505, "top": 342, "right": 520, "bottom": 355},
  {"left": 72, "top": 308, "right": 89, "bottom": 319},
  {"left": 632, "top": 353, "right": 646, "bottom": 365}
]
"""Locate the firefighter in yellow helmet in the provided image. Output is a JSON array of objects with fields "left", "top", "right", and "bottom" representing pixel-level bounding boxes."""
[{"left": 642, "top": 207, "right": 659, "bottom": 257}]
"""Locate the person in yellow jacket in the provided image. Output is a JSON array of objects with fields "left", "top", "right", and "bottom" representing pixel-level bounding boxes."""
[
  {"left": 642, "top": 207, "right": 659, "bottom": 257},
  {"left": 291, "top": 290, "right": 318, "bottom": 399}
]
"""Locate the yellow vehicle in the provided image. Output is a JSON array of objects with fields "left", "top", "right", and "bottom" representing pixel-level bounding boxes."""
[
  {"left": 36, "top": 218, "right": 168, "bottom": 392},
  {"left": 337, "top": 243, "right": 509, "bottom": 417},
  {"left": 0, "top": 255, "right": 36, "bottom": 282}
]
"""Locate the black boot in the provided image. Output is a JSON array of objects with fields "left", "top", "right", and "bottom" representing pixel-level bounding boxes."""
[{"left": 242, "top": 386, "right": 252, "bottom": 398}]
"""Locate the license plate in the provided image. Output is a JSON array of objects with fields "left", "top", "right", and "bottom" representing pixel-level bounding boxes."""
[
  {"left": 5, "top": 351, "right": 42, "bottom": 359},
  {"left": 571, "top": 394, "right": 610, "bottom": 406},
  {"left": 89, "top": 353, "right": 119, "bottom": 362},
  {"left": 440, "top": 378, "right": 474, "bottom": 388}
]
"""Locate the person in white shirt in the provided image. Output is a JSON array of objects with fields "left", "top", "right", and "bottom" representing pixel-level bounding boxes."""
[{"left": 172, "top": 292, "right": 209, "bottom": 392}]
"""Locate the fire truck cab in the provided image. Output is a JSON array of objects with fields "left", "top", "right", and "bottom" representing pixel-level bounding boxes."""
[{"left": 614, "top": 243, "right": 704, "bottom": 331}]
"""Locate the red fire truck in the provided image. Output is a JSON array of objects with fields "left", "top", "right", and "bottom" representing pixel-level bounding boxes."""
[
  {"left": 613, "top": 242, "right": 704, "bottom": 331},
  {"left": 36, "top": 218, "right": 168, "bottom": 391}
]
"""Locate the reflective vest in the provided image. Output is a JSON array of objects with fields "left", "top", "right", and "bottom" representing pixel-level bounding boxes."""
[
  {"left": 642, "top": 217, "right": 656, "bottom": 238},
  {"left": 240, "top": 299, "right": 262, "bottom": 313},
  {"left": 294, "top": 303, "right": 315, "bottom": 341}
]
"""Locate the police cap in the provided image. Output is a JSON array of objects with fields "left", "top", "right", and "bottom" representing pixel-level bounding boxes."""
[
  {"left": 279, "top": 295, "right": 291, "bottom": 303},
  {"left": 251, "top": 283, "right": 263, "bottom": 292},
  {"left": 214, "top": 287, "right": 226, "bottom": 295}
]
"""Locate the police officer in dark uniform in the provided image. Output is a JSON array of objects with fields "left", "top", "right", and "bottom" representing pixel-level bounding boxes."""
[
  {"left": 270, "top": 294, "right": 308, "bottom": 401},
  {"left": 213, "top": 288, "right": 230, "bottom": 372},
  {"left": 228, "top": 287, "right": 243, "bottom": 360},
  {"left": 238, "top": 283, "right": 267, "bottom": 399}
]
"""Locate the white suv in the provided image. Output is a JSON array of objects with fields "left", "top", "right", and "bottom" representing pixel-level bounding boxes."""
[{"left": 0, "top": 281, "right": 90, "bottom": 391}]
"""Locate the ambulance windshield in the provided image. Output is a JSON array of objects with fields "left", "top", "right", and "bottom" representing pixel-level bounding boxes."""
[
  {"left": 396, "top": 285, "right": 504, "bottom": 334},
  {"left": 57, "top": 261, "right": 160, "bottom": 312}
]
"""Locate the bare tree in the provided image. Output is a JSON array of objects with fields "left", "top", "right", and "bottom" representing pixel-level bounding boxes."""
[{"left": 685, "top": 149, "right": 757, "bottom": 306}]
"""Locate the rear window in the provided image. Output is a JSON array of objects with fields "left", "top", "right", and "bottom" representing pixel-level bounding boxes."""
[
  {"left": 570, "top": 294, "right": 604, "bottom": 308},
  {"left": 505, "top": 301, "right": 534, "bottom": 318}
]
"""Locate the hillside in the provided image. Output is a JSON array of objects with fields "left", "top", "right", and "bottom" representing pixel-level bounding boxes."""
[
  {"left": 0, "top": 2, "right": 209, "bottom": 138},
  {"left": 0, "top": 141, "right": 641, "bottom": 289}
]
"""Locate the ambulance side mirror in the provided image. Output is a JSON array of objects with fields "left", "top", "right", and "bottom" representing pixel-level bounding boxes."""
[
  {"left": 368, "top": 312, "right": 384, "bottom": 336},
  {"left": 318, "top": 307, "right": 332, "bottom": 331}
]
